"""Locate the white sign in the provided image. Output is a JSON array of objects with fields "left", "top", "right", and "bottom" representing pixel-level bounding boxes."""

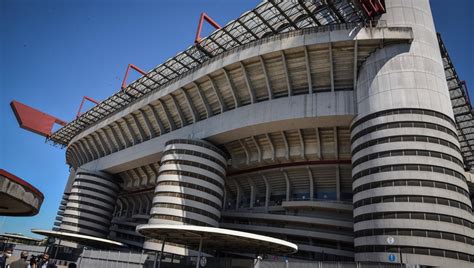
[
  {"left": 200, "top": 256, "right": 207, "bottom": 267},
  {"left": 386, "top": 236, "right": 395, "bottom": 245}
]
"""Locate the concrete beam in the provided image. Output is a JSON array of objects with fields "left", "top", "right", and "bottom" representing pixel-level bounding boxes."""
[
  {"left": 207, "top": 75, "right": 227, "bottom": 113},
  {"left": 157, "top": 99, "right": 176, "bottom": 131},
  {"left": 148, "top": 104, "right": 166, "bottom": 135},
  {"left": 131, "top": 113, "right": 147, "bottom": 142},
  {"left": 281, "top": 131, "right": 290, "bottom": 160},
  {"left": 240, "top": 62, "right": 256, "bottom": 104},
  {"left": 265, "top": 133, "right": 275, "bottom": 161},
  {"left": 124, "top": 117, "right": 138, "bottom": 145},
  {"left": 169, "top": 94, "right": 186, "bottom": 127},
  {"left": 139, "top": 109, "right": 156, "bottom": 139},
  {"left": 194, "top": 82, "right": 212, "bottom": 118},
  {"left": 304, "top": 46, "right": 313, "bottom": 95},
  {"left": 329, "top": 42, "right": 334, "bottom": 92},
  {"left": 180, "top": 88, "right": 198, "bottom": 123},
  {"left": 281, "top": 51, "right": 292, "bottom": 96},
  {"left": 307, "top": 167, "right": 314, "bottom": 201},
  {"left": 223, "top": 69, "right": 240, "bottom": 108},
  {"left": 259, "top": 56, "right": 273, "bottom": 100}
]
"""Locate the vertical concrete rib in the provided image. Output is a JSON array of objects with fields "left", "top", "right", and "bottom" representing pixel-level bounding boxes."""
[
  {"left": 180, "top": 88, "right": 198, "bottom": 122},
  {"left": 281, "top": 51, "right": 292, "bottom": 96},
  {"left": 157, "top": 99, "right": 176, "bottom": 131},
  {"left": 193, "top": 82, "right": 212, "bottom": 118},
  {"left": 307, "top": 167, "right": 314, "bottom": 201},
  {"left": 304, "top": 46, "right": 313, "bottom": 94},
  {"left": 103, "top": 128, "right": 117, "bottom": 153},
  {"left": 240, "top": 62, "right": 256, "bottom": 103},
  {"left": 111, "top": 123, "right": 127, "bottom": 149},
  {"left": 265, "top": 133, "right": 276, "bottom": 161},
  {"left": 97, "top": 128, "right": 114, "bottom": 154},
  {"left": 259, "top": 56, "right": 273, "bottom": 100},
  {"left": 281, "top": 131, "right": 290, "bottom": 160},
  {"left": 169, "top": 94, "right": 187, "bottom": 127},
  {"left": 223, "top": 68, "right": 240, "bottom": 107},
  {"left": 116, "top": 120, "right": 133, "bottom": 147},
  {"left": 89, "top": 134, "right": 102, "bottom": 157},
  {"left": 130, "top": 113, "right": 147, "bottom": 142},
  {"left": 148, "top": 104, "right": 166, "bottom": 135},
  {"left": 139, "top": 109, "right": 156, "bottom": 139},
  {"left": 207, "top": 75, "right": 227, "bottom": 113},
  {"left": 329, "top": 42, "right": 334, "bottom": 92}
]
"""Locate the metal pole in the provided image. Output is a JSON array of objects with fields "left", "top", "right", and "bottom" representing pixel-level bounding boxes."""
[
  {"left": 195, "top": 236, "right": 203, "bottom": 268},
  {"left": 2, "top": 238, "right": 8, "bottom": 251},
  {"left": 117, "top": 251, "right": 120, "bottom": 268},
  {"left": 400, "top": 246, "right": 404, "bottom": 266},
  {"left": 126, "top": 250, "right": 131, "bottom": 268},
  {"left": 78, "top": 247, "right": 84, "bottom": 268},
  {"left": 139, "top": 250, "right": 144, "bottom": 267},
  {"left": 157, "top": 238, "right": 166, "bottom": 268},
  {"left": 53, "top": 239, "right": 62, "bottom": 260},
  {"left": 153, "top": 251, "right": 158, "bottom": 268},
  {"left": 106, "top": 250, "right": 111, "bottom": 268},
  {"left": 43, "top": 238, "right": 49, "bottom": 254}
]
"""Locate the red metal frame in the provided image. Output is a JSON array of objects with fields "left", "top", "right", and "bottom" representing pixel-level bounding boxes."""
[
  {"left": 121, "top": 64, "right": 147, "bottom": 90},
  {"left": 195, "top": 12, "right": 221, "bottom": 43},
  {"left": 358, "top": 0, "right": 386, "bottom": 17},
  {"left": 10, "top": 100, "right": 67, "bottom": 137},
  {"left": 76, "top": 96, "right": 100, "bottom": 118}
]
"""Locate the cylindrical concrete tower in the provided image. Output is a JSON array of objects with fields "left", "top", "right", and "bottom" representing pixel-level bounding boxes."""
[
  {"left": 148, "top": 139, "right": 227, "bottom": 227},
  {"left": 60, "top": 169, "right": 119, "bottom": 237},
  {"left": 352, "top": 0, "right": 473, "bottom": 266}
]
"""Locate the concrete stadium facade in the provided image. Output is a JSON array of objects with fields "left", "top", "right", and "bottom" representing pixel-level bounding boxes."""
[{"left": 50, "top": 1, "right": 474, "bottom": 267}]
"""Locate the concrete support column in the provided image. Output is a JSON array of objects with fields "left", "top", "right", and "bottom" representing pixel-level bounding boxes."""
[
  {"left": 59, "top": 168, "right": 119, "bottom": 238},
  {"left": 351, "top": 1, "right": 473, "bottom": 266},
  {"left": 148, "top": 139, "right": 227, "bottom": 227}
]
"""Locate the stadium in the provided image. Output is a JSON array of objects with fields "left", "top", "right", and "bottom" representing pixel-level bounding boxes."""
[{"left": 10, "top": 0, "right": 474, "bottom": 267}]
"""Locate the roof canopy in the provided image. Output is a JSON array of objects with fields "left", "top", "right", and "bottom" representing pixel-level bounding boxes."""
[
  {"left": 137, "top": 224, "right": 298, "bottom": 255},
  {"left": 0, "top": 233, "right": 42, "bottom": 242},
  {"left": 31, "top": 229, "right": 126, "bottom": 249},
  {"left": 0, "top": 169, "right": 44, "bottom": 216}
]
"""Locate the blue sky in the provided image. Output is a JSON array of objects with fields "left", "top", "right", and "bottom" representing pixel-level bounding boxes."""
[{"left": 0, "top": 0, "right": 473, "bottom": 238}]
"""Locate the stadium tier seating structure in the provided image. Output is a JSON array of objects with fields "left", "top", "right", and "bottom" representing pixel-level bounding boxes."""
[{"left": 47, "top": 1, "right": 474, "bottom": 266}]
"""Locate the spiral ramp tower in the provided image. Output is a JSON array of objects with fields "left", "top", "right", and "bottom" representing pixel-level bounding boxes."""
[{"left": 37, "top": 0, "right": 474, "bottom": 266}]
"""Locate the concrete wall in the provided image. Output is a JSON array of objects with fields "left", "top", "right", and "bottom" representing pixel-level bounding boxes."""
[
  {"left": 59, "top": 169, "right": 120, "bottom": 238},
  {"left": 351, "top": 0, "right": 473, "bottom": 266}
]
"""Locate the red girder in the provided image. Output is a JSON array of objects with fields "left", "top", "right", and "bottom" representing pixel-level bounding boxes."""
[
  {"left": 121, "top": 64, "right": 147, "bottom": 90},
  {"left": 195, "top": 12, "right": 221, "bottom": 44},
  {"left": 76, "top": 96, "right": 100, "bottom": 118},
  {"left": 10, "top": 100, "right": 67, "bottom": 137},
  {"left": 358, "top": 0, "right": 386, "bottom": 17}
]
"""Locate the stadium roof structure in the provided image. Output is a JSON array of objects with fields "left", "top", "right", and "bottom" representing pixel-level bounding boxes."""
[
  {"left": 46, "top": 0, "right": 378, "bottom": 146},
  {"left": 439, "top": 34, "right": 474, "bottom": 170}
]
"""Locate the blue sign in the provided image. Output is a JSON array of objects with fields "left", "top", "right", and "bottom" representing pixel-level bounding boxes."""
[{"left": 388, "top": 254, "right": 396, "bottom": 262}]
